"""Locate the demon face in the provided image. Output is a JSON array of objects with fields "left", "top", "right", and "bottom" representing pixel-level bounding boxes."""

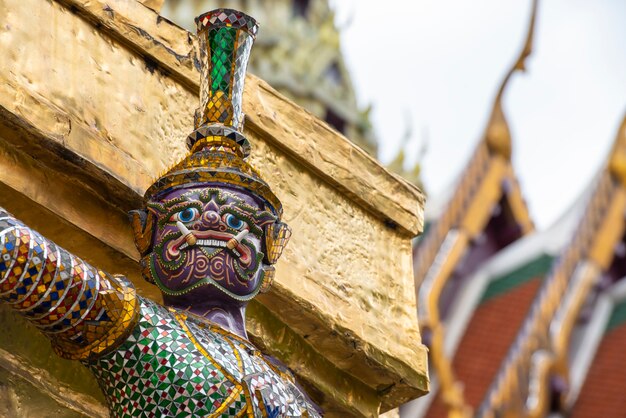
[{"left": 134, "top": 185, "right": 287, "bottom": 303}]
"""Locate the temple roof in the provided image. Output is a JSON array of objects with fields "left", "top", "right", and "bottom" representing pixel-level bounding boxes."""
[
  {"left": 474, "top": 115, "right": 626, "bottom": 417},
  {"left": 417, "top": 175, "right": 595, "bottom": 417},
  {"left": 412, "top": 2, "right": 538, "bottom": 415},
  {"left": 414, "top": 112, "right": 626, "bottom": 418},
  {"left": 569, "top": 279, "right": 626, "bottom": 417},
  {"left": 412, "top": 0, "right": 626, "bottom": 414}
]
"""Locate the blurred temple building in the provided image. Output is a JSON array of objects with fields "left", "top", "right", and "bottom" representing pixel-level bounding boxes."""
[
  {"left": 161, "top": 0, "right": 378, "bottom": 155},
  {"left": 402, "top": 1, "right": 626, "bottom": 417}
]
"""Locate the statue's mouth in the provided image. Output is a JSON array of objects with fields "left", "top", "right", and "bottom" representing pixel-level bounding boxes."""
[{"left": 167, "top": 230, "right": 252, "bottom": 265}]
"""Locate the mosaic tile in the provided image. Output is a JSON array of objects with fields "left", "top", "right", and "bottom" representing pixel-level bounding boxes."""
[{"left": 88, "top": 298, "right": 321, "bottom": 417}]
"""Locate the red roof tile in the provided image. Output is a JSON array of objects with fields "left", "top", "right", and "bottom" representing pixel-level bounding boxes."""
[
  {"left": 571, "top": 322, "right": 626, "bottom": 417},
  {"left": 426, "top": 276, "right": 542, "bottom": 417}
]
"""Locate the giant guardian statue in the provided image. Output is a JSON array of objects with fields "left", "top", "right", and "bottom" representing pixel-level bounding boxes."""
[{"left": 0, "top": 9, "right": 321, "bottom": 417}]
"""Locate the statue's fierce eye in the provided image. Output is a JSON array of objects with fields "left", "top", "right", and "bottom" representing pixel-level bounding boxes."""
[
  {"left": 170, "top": 208, "right": 200, "bottom": 223},
  {"left": 223, "top": 213, "right": 246, "bottom": 230}
]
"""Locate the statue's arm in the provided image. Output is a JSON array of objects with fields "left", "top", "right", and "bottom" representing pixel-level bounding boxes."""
[{"left": 0, "top": 208, "right": 140, "bottom": 361}]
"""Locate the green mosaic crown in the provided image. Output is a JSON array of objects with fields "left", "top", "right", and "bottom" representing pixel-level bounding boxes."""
[
  {"left": 194, "top": 9, "right": 259, "bottom": 131},
  {"left": 145, "top": 9, "right": 283, "bottom": 217}
]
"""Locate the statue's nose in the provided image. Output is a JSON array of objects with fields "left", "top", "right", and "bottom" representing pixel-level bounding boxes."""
[{"left": 200, "top": 210, "right": 223, "bottom": 229}]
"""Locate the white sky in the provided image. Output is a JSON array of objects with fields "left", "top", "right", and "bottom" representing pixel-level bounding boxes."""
[{"left": 329, "top": 0, "right": 626, "bottom": 229}]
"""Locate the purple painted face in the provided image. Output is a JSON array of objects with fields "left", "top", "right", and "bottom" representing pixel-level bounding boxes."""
[{"left": 144, "top": 185, "right": 277, "bottom": 303}]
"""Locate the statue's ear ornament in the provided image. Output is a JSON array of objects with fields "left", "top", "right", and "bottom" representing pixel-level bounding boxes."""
[
  {"left": 264, "top": 222, "right": 292, "bottom": 265},
  {"left": 259, "top": 265, "right": 275, "bottom": 293},
  {"left": 129, "top": 209, "right": 155, "bottom": 256},
  {"left": 140, "top": 255, "right": 155, "bottom": 284}
]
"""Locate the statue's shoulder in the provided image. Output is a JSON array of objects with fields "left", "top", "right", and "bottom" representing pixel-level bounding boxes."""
[
  {"left": 179, "top": 314, "right": 324, "bottom": 417},
  {"left": 88, "top": 301, "right": 324, "bottom": 417},
  {"left": 87, "top": 300, "right": 253, "bottom": 417}
]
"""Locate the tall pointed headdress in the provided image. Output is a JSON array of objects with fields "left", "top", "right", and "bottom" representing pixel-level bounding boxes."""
[{"left": 144, "top": 9, "right": 282, "bottom": 217}]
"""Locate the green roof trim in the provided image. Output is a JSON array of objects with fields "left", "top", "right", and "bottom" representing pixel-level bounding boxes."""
[
  {"left": 480, "top": 254, "right": 553, "bottom": 304},
  {"left": 606, "top": 299, "right": 626, "bottom": 334}
]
